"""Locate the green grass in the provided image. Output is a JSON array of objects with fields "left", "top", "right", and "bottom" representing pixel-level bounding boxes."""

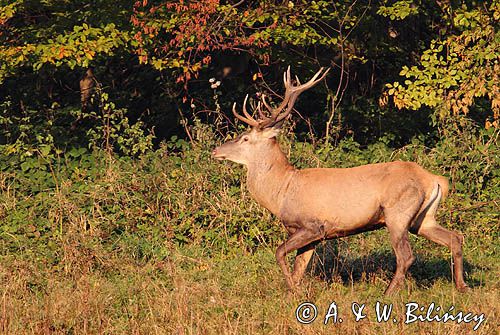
[{"left": 0, "top": 234, "right": 498, "bottom": 335}]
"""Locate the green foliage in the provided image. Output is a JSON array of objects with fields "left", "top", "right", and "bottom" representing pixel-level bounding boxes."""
[
  {"left": 384, "top": 1, "right": 500, "bottom": 125},
  {"left": 0, "top": 0, "right": 21, "bottom": 25},
  {"left": 2, "top": 0, "right": 496, "bottom": 150},
  {"left": 0, "top": 0, "right": 498, "bottom": 258},
  {"left": 131, "top": 0, "right": 358, "bottom": 82},
  {"left": 377, "top": 0, "right": 418, "bottom": 21},
  {"left": 0, "top": 2, "right": 498, "bottom": 332},
  {"left": 0, "top": 98, "right": 59, "bottom": 158},
  {"left": 1, "top": 121, "right": 497, "bottom": 260},
  {"left": 0, "top": 119, "right": 497, "bottom": 333},
  {"left": 35, "top": 23, "right": 129, "bottom": 70},
  {"left": 0, "top": 89, "right": 153, "bottom": 161},
  {"left": 78, "top": 90, "right": 155, "bottom": 155},
  {"left": 0, "top": 0, "right": 132, "bottom": 82}
]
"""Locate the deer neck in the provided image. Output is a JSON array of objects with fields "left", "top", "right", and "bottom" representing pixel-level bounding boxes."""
[{"left": 245, "top": 142, "right": 294, "bottom": 216}]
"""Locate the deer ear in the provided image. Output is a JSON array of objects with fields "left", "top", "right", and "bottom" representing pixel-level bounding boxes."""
[{"left": 261, "top": 127, "right": 281, "bottom": 139}]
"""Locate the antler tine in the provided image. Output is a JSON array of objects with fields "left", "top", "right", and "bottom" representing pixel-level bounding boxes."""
[
  {"left": 256, "top": 99, "right": 267, "bottom": 120},
  {"left": 267, "top": 66, "right": 293, "bottom": 120},
  {"left": 285, "top": 65, "right": 292, "bottom": 88},
  {"left": 260, "top": 94, "right": 273, "bottom": 114},
  {"left": 271, "top": 91, "right": 302, "bottom": 126},
  {"left": 239, "top": 67, "right": 329, "bottom": 129},
  {"left": 295, "top": 75, "right": 301, "bottom": 85},
  {"left": 292, "top": 67, "right": 330, "bottom": 93},
  {"left": 242, "top": 94, "right": 257, "bottom": 121},
  {"left": 232, "top": 95, "right": 259, "bottom": 127},
  {"left": 261, "top": 67, "right": 330, "bottom": 128}
]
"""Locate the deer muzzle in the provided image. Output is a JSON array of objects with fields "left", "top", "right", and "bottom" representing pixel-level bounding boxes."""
[{"left": 211, "top": 148, "right": 226, "bottom": 160}]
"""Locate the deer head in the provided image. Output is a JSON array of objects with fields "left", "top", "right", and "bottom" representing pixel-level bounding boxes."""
[{"left": 212, "top": 67, "right": 329, "bottom": 166}]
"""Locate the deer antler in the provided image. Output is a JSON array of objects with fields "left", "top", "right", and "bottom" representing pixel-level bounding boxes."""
[
  {"left": 258, "top": 66, "right": 330, "bottom": 128},
  {"left": 232, "top": 67, "right": 329, "bottom": 129},
  {"left": 232, "top": 94, "right": 260, "bottom": 128}
]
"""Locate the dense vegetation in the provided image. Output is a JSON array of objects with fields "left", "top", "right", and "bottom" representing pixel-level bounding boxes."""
[{"left": 0, "top": 1, "right": 498, "bottom": 334}]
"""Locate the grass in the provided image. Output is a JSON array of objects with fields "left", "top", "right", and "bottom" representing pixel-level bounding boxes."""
[{"left": 1, "top": 229, "right": 498, "bottom": 335}]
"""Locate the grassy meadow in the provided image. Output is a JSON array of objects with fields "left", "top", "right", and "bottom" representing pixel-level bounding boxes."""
[{"left": 0, "top": 125, "right": 498, "bottom": 335}]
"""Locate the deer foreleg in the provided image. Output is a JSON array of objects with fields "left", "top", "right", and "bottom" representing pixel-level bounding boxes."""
[
  {"left": 276, "top": 228, "right": 323, "bottom": 291},
  {"left": 291, "top": 244, "right": 316, "bottom": 284}
]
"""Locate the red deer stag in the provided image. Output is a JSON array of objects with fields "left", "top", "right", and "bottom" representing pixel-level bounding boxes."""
[{"left": 212, "top": 67, "right": 468, "bottom": 295}]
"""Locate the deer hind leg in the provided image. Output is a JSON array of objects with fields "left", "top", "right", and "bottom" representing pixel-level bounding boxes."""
[
  {"left": 413, "top": 187, "right": 468, "bottom": 292},
  {"left": 276, "top": 228, "right": 323, "bottom": 291},
  {"left": 417, "top": 223, "right": 468, "bottom": 292}
]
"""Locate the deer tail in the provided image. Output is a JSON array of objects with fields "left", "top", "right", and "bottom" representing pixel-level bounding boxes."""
[{"left": 435, "top": 175, "right": 449, "bottom": 202}]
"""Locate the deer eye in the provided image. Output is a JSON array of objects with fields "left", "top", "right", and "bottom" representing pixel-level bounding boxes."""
[{"left": 242, "top": 136, "right": 249, "bottom": 142}]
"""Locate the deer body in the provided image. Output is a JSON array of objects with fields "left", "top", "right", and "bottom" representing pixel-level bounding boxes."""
[
  {"left": 281, "top": 163, "right": 447, "bottom": 231},
  {"left": 213, "top": 67, "right": 468, "bottom": 295}
]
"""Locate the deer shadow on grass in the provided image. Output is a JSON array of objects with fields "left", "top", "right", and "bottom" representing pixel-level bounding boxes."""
[{"left": 307, "top": 239, "right": 482, "bottom": 290}]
